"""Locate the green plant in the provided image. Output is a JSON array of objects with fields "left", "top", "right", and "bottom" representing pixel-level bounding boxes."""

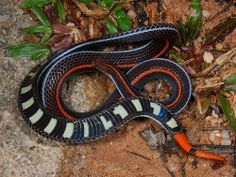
[
  {"left": 5, "top": 0, "right": 131, "bottom": 60},
  {"left": 218, "top": 93, "right": 236, "bottom": 132},
  {"left": 177, "top": 0, "right": 202, "bottom": 47}
]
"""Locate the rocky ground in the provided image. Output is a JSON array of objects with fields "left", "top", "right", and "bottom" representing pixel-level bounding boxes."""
[{"left": 0, "top": 0, "right": 236, "bottom": 177}]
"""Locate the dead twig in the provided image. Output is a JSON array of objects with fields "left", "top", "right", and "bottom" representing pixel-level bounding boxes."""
[
  {"left": 204, "top": 148, "right": 234, "bottom": 154},
  {"left": 193, "top": 144, "right": 233, "bottom": 148},
  {"left": 195, "top": 76, "right": 224, "bottom": 92},
  {"left": 193, "top": 144, "right": 234, "bottom": 154},
  {"left": 202, "top": 126, "right": 232, "bottom": 131},
  {"left": 71, "top": 0, "right": 109, "bottom": 17},
  {"left": 206, "top": 4, "right": 231, "bottom": 23},
  {"left": 180, "top": 58, "right": 195, "bottom": 65},
  {"left": 126, "top": 150, "right": 151, "bottom": 160},
  {"left": 196, "top": 47, "right": 236, "bottom": 77}
]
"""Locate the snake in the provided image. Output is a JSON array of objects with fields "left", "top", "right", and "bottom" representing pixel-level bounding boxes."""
[{"left": 18, "top": 23, "right": 226, "bottom": 161}]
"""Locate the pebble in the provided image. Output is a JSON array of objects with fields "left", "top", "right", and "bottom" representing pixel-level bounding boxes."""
[
  {"left": 203, "top": 51, "right": 214, "bottom": 64},
  {"left": 20, "top": 132, "right": 35, "bottom": 148},
  {"left": 208, "top": 131, "right": 222, "bottom": 145},
  {"left": 76, "top": 10, "right": 81, "bottom": 18},
  {"left": 105, "top": 164, "right": 116, "bottom": 173},
  {"left": 222, "top": 130, "right": 230, "bottom": 140},
  {"left": 16, "top": 9, "right": 24, "bottom": 15},
  {"left": 220, "top": 139, "right": 231, "bottom": 146},
  {"left": 202, "top": 10, "right": 210, "bottom": 18},
  {"left": 143, "top": 83, "right": 153, "bottom": 92},
  {"left": 215, "top": 43, "right": 224, "bottom": 50},
  {"left": 205, "top": 116, "right": 218, "bottom": 126},
  {"left": 2, "top": 29, "right": 6, "bottom": 35},
  {"left": 212, "top": 110, "right": 219, "bottom": 119},
  {"left": 127, "top": 10, "right": 137, "bottom": 20},
  {"left": 220, "top": 130, "right": 231, "bottom": 145},
  {"left": 152, "top": 152, "right": 161, "bottom": 158},
  {"left": 167, "top": 162, "right": 178, "bottom": 172}
]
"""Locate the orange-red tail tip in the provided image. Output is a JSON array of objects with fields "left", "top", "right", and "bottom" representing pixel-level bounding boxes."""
[
  {"left": 174, "top": 132, "right": 193, "bottom": 152},
  {"left": 195, "top": 151, "right": 226, "bottom": 162},
  {"left": 174, "top": 133, "right": 226, "bottom": 162}
]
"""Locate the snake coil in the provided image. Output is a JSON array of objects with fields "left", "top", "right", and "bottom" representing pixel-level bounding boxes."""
[{"left": 18, "top": 23, "right": 226, "bottom": 161}]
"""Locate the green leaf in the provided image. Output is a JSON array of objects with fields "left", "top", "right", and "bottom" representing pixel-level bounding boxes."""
[
  {"left": 201, "top": 97, "right": 211, "bottom": 114},
  {"left": 96, "top": 0, "right": 113, "bottom": 7},
  {"left": 31, "top": 6, "right": 51, "bottom": 26},
  {"left": 21, "top": 24, "right": 52, "bottom": 34},
  {"left": 21, "top": 0, "right": 52, "bottom": 9},
  {"left": 168, "top": 50, "right": 184, "bottom": 63},
  {"left": 176, "top": 19, "right": 187, "bottom": 46},
  {"left": 176, "top": 0, "right": 202, "bottom": 46},
  {"left": 79, "top": 0, "right": 94, "bottom": 3},
  {"left": 116, "top": 9, "right": 131, "bottom": 31},
  {"left": 190, "top": 0, "right": 202, "bottom": 39},
  {"left": 225, "top": 73, "right": 236, "bottom": 84},
  {"left": 113, "top": 5, "right": 122, "bottom": 13},
  {"left": 218, "top": 94, "right": 236, "bottom": 132},
  {"left": 40, "top": 31, "right": 52, "bottom": 43},
  {"left": 5, "top": 42, "right": 51, "bottom": 60},
  {"left": 55, "top": 0, "right": 66, "bottom": 22},
  {"left": 21, "top": 25, "right": 52, "bottom": 44},
  {"left": 191, "top": 0, "right": 202, "bottom": 11},
  {"left": 106, "top": 18, "right": 118, "bottom": 34},
  {"left": 185, "top": 16, "right": 195, "bottom": 46}
]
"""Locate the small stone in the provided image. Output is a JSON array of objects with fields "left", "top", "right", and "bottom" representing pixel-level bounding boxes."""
[
  {"left": 215, "top": 43, "right": 224, "bottom": 50},
  {"left": 76, "top": 10, "right": 81, "bottom": 18},
  {"left": 20, "top": 133, "right": 34, "bottom": 148},
  {"left": 16, "top": 9, "right": 24, "bottom": 15},
  {"left": 205, "top": 116, "right": 213, "bottom": 122},
  {"left": 2, "top": 29, "right": 6, "bottom": 35},
  {"left": 143, "top": 83, "right": 153, "bottom": 92},
  {"left": 202, "top": 10, "right": 210, "bottom": 18},
  {"left": 212, "top": 110, "right": 219, "bottom": 119},
  {"left": 205, "top": 115, "right": 218, "bottom": 126},
  {"left": 66, "top": 22, "right": 75, "bottom": 27},
  {"left": 209, "top": 131, "right": 222, "bottom": 145},
  {"left": 144, "top": 20, "right": 148, "bottom": 25},
  {"left": 209, "top": 132, "right": 215, "bottom": 142},
  {"left": 210, "top": 119, "right": 218, "bottom": 126},
  {"left": 222, "top": 130, "right": 230, "bottom": 140},
  {"left": 152, "top": 152, "right": 161, "bottom": 158},
  {"left": 203, "top": 51, "right": 214, "bottom": 64},
  {"left": 127, "top": 10, "right": 137, "bottom": 20},
  {"left": 167, "top": 162, "right": 178, "bottom": 172},
  {"left": 220, "top": 139, "right": 231, "bottom": 145},
  {"left": 217, "top": 119, "right": 223, "bottom": 124}
]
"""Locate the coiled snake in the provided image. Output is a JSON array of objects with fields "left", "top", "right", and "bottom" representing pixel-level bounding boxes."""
[{"left": 18, "top": 23, "right": 225, "bottom": 161}]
